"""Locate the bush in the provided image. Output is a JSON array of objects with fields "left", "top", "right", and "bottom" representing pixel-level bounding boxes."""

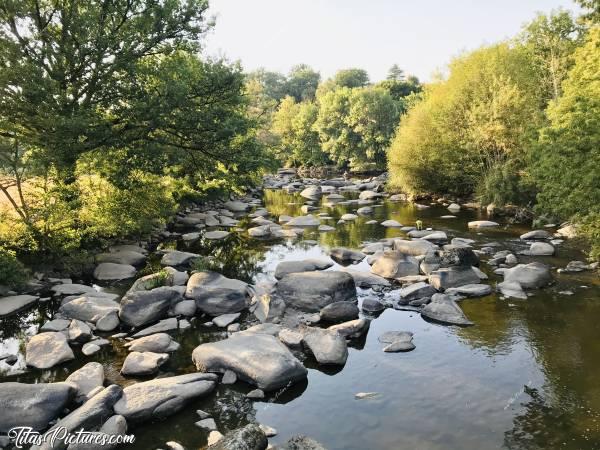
[{"left": 0, "top": 246, "right": 27, "bottom": 288}]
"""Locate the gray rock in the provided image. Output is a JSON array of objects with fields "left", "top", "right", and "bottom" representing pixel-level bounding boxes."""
[
  {"left": 65, "top": 362, "right": 105, "bottom": 401},
  {"left": 196, "top": 417, "right": 218, "bottom": 430},
  {"left": 246, "top": 389, "right": 265, "bottom": 399},
  {"left": 131, "top": 318, "right": 179, "bottom": 338},
  {"left": 205, "top": 230, "right": 230, "bottom": 240},
  {"left": 96, "top": 250, "right": 146, "bottom": 266},
  {"left": 278, "top": 435, "right": 327, "bottom": 450},
  {"left": 0, "top": 382, "right": 75, "bottom": 432},
  {"left": 68, "top": 319, "right": 93, "bottom": 343},
  {"left": 300, "top": 186, "right": 322, "bottom": 200},
  {"left": 380, "top": 219, "right": 402, "bottom": 228},
  {"left": 253, "top": 294, "right": 286, "bottom": 323},
  {"left": 171, "top": 299, "right": 197, "bottom": 316},
  {"left": 224, "top": 200, "right": 250, "bottom": 212},
  {"left": 26, "top": 332, "right": 75, "bottom": 369},
  {"left": 207, "top": 423, "right": 267, "bottom": 450},
  {"left": 520, "top": 230, "right": 552, "bottom": 240},
  {"left": 497, "top": 281, "right": 527, "bottom": 299},
  {"left": 274, "top": 259, "right": 333, "bottom": 279},
  {"left": 468, "top": 220, "right": 499, "bottom": 228},
  {"left": 93, "top": 262, "right": 137, "bottom": 281},
  {"left": 302, "top": 327, "right": 348, "bottom": 365},
  {"left": 356, "top": 206, "right": 373, "bottom": 215},
  {"left": 328, "top": 318, "right": 370, "bottom": 338},
  {"left": 361, "top": 298, "right": 385, "bottom": 313},
  {"left": 40, "top": 385, "right": 123, "bottom": 450},
  {"left": 379, "top": 331, "right": 415, "bottom": 352},
  {"left": 160, "top": 250, "right": 199, "bottom": 266},
  {"left": 421, "top": 293, "right": 473, "bottom": 326},
  {"left": 503, "top": 262, "right": 552, "bottom": 289},
  {"left": 222, "top": 369, "right": 237, "bottom": 384},
  {"left": 371, "top": 251, "right": 419, "bottom": 279},
  {"left": 59, "top": 295, "right": 119, "bottom": 323},
  {"left": 399, "top": 282, "right": 436, "bottom": 302},
  {"left": 82, "top": 343, "right": 101, "bottom": 356},
  {"left": 276, "top": 271, "right": 356, "bottom": 312},
  {"left": 186, "top": 271, "right": 249, "bottom": 315},
  {"left": 192, "top": 333, "right": 307, "bottom": 391},
  {"left": 66, "top": 414, "right": 127, "bottom": 450},
  {"left": 440, "top": 247, "right": 479, "bottom": 267},
  {"left": 319, "top": 301, "right": 359, "bottom": 322},
  {"left": 340, "top": 213, "right": 358, "bottom": 221},
  {"left": 329, "top": 247, "right": 366, "bottom": 263},
  {"left": 125, "top": 333, "right": 180, "bottom": 353},
  {"left": 522, "top": 242, "right": 555, "bottom": 256},
  {"left": 213, "top": 313, "right": 241, "bottom": 327},
  {"left": 278, "top": 328, "right": 304, "bottom": 348},
  {"left": 393, "top": 239, "right": 436, "bottom": 256},
  {"left": 285, "top": 215, "right": 320, "bottom": 227},
  {"left": 428, "top": 267, "right": 481, "bottom": 290},
  {"left": 51, "top": 284, "right": 96, "bottom": 296},
  {"left": 339, "top": 268, "right": 390, "bottom": 288},
  {"left": 119, "top": 287, "right": 179, "bottom": 327},
  {"left": 0, "top": 294, "right": 39, "bottom": 317},
  {"left": 114, "top": 373, "right": 217, "bottom": 422},
  {"left": 445, "top": 284, "right": 492, "bottom": 297},
  {"left": 121, "top": 351, "right": 169, "bottom": 376},
  {"left": 40, "top": 318, "right": 71, "bottom": 332}
]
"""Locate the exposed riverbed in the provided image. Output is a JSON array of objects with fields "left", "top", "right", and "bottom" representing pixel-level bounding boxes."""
[{"left": 1, "top": 181, "right": 599, "bottom": 450}]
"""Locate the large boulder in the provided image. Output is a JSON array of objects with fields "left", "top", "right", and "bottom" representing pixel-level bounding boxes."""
[
  {"left": 96, "top": 250, "right": 147, "bottom": 266},
  {"left": 421, "top": 293, "right": 473, "bottom": 326},
  {"left": 207, "top": 423, "right": 267, "bottom": 450},
  {"left": 114, "top": 373, "right": 217, "bottom": 423},
  {"left": 39, "top": 385, "right": 123, "bottom": 450},
  {"left": 0, "top": 294, "right": 39, "bottom": 317},
  {"left": 339, "top": 268, "right": 390, "bottom": 288},
  {"left": 371, "top": 251, "right": 419, "bottom": 279},
  {"left": 428, "top": 267, "right": 481, "bottom": 290},
  {"left": 302, "top": 327, "right": 348, "bottom": 365},
  {"left": 399, "top": 282, "right": 436, "bottom": 302},
  {"left": 440, "top": 247, "right": 479, "bottom": 267},
  {"left": 0, "top": 382, "right": 75, "bottom": 432},
  {"left": 502, "top": 262, "right": 552, "bottom": 289},
  {"left": 119, "top": 287, "right": 180, "bottom": 327},
  {"left": 59, "top": 295, "right": 120, "bottom": 323},
  {"left": 468, "top": 220, "right": 499, "bottom": 228},
  {"left": 121, "top": 351, "right": 169, "bottom": 376},
  {"left": 66, "top": 415, "right": 127, "bottom": 450},
  {"left": 192, "top": 333, "right": 307, "bottom": 391},
  {"left": 300, "top": 185, "right": 322, "bottom": 200},
  {"left": 276, "top": 271, "right": 356, "bottom": 312},
  {"left": 521, "top": 242, "right": 555, "bottom": 256},
  {"left": 328, "top": 318, "right": 370, "bottom": 339},
  {"left": 445, "top": 284, "right": 492, "bottom": 297},
  {"left": 185, "top": 271, "right": 249, "bottom": 315},
  {"left": 65, "top": 362, "right": 105, "bottom": 401},
  {"left": 393, "top": 239, "right": 436, "bottom": 256},
  {"left": 274, "top": 259, "right": 333, "bottom": 279},
  {"left": 26, "top": 332, "right": 75, "bottom": 369},
  {"left": 520, "top": 230, "right": 552, "bottom": 240},
  {"left": 319, "top": 301, "right": 359, "bottom": 323},
  {"left": 93, "top": 262, "right": 137, "bottom": 281}
]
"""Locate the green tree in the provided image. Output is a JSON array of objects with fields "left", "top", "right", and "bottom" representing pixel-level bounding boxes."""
[
  {"left": 388, "top": 43, "right": 544, "bottom": 199},
  {"left": 519, "top": 10, "right": 583, "bottom": 102},
  {"left": 532, "top": 27, "right": 600, "bottom": 258},
  {"left": 315, "top": 86, "right": 398, "bottom": 170},
  {"left": 332, "top": 68, "right": 370, "bottom": 88},
  {"left": 285, "top": 64, "right": 320, "bottom": 102},
  {"left": 387, "top": 64, "right": 405, "bottom": 81}
]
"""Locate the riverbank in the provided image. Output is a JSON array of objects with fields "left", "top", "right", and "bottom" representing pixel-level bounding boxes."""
[{"left": 0, "top": 170, "right": 599, "bottom": 450}]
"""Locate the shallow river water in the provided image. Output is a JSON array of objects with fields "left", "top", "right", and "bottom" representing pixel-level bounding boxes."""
[{"left": 1, "top": 188, "right": 599, "bottom": 450}]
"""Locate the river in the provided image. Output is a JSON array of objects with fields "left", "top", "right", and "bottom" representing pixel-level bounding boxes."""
[{"left": 1, "top": 186, "right": 599, "bottom": 450}]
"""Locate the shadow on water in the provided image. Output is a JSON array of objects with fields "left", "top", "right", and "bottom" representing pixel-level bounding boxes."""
[{"left": 1, "top": 188, "right": 599, "bottom": 450}]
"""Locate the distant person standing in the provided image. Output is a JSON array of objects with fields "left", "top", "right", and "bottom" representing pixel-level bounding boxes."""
[
  {"left": 416, "top": 220, "right": 423, "bottom": 230},
  {"left": 343, "top": 170, "right": 349, "bottom": 181}
]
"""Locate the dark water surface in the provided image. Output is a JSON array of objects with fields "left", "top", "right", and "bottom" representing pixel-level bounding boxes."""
[{"left": 1, "top": 188, "right": 599, "bottom": 450}]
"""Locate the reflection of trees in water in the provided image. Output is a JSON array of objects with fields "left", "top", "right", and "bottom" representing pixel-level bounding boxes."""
[
  {"left": 454, "top": 298, "right": 524, "bottom": 356},
  {"left": 503, "top": 385, "right": 600, "bottom": 450},
  {"left": 188, "top": 233, "right": 265, "bottom": 283},
  {"left": 262, "top": 189, "right": 304, "bottom": 217}
]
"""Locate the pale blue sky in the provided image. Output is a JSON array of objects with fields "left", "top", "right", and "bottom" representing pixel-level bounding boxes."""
[{"left": 204, "top": 0, "right": 579, "bottom": 82}]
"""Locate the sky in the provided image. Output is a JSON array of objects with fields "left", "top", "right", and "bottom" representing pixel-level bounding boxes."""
[{"left": 203, "top": 0, "right": 580, "bottom": 82}]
